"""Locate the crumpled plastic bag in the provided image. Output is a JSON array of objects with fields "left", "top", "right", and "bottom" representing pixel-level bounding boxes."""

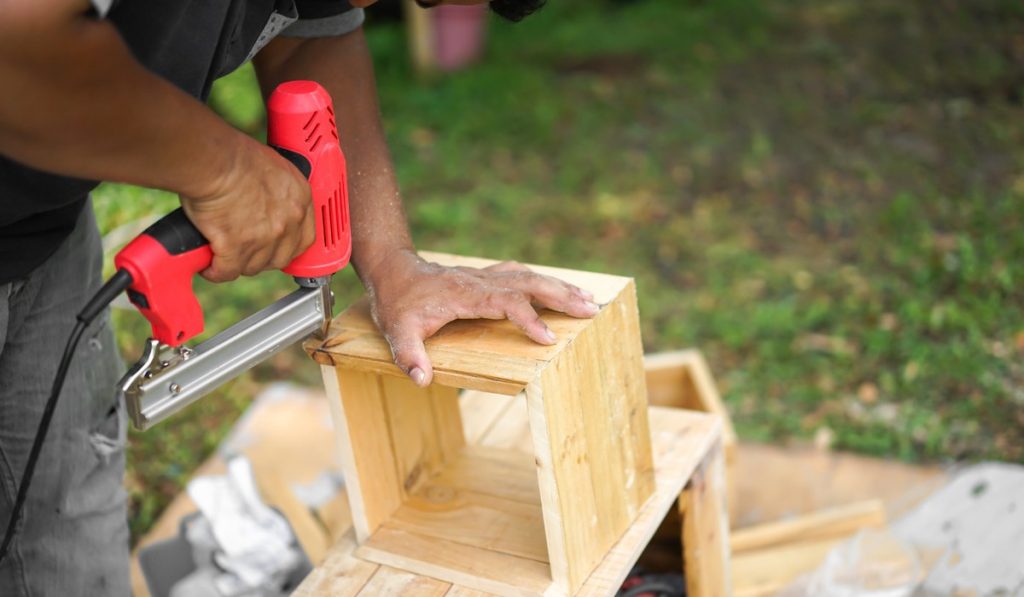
[{"left": 169, "top": 456, "right": 305, "bottom": 597}]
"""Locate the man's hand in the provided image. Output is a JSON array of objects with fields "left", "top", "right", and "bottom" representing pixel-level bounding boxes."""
[
  {"left": 364, "top": 249, "right": 600, "bottom": 386},
  {"left": 180, "top": 141, "right": 315, "bottom": 282}
]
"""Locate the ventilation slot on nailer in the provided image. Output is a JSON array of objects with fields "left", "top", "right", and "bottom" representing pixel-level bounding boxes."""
[
  {"left": 303, "top": 110, "right": 324, "bottom": 153},
  {"left": 320, "top": 183, "right": 347, "bottom": 249}
]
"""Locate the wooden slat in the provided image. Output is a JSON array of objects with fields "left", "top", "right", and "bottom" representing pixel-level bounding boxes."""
[
  {"left": 576, "top": 408, "right": 723, "bottom": 596},
  {"left": 731, "top": 536, "right": 843, "bottom": 596},
  {"left": 477, "top": 393, "right": 532, "bottom": 453},
  {"left": 430, "top": 384, "right": 467, "bottom": 463},
  {"left": 403, "top": 0, "right": 437, "bottom": 75},
  {"left": 526, "top": 279, "right": 655, "bottom": 593},
  {"left": 607, "top": 282, "right": 657, "bottom": 508},
  {"left": 432, "top": 446, "right": 541, "bottom": 505},
  {"left": 643, "top": 350, "right": 737, "bottom": 462},
  {"left": 387, "top": 484, "right": 549, "bottom": 562},
  {"left": 326, "top": 367, "right": 404, "bottom": 541},
  {"left": 445, "top": 587, "right": 498, "bottom": 597},
  {"left": 305, "top": 253, "right": 634, "bottom": 396},
  {"left": 459, "top": 390, "right": 517, "bottom": 445},
  {"left": 381, "top": 375, "right": 437, "bottom": 495},
  {"left": 730, "top": 499, "right": 886, "bottom": 554},
  {"left": 681, "top": 442, "right": 732, "bottom": 597},
  {"left": 358, "top": 565, "right": 450, "bottom": 596},
  {"left": 359, "top": 526, "right": 553, "bottom": 597},
  {"left": 292, "top": 530, "right": 379, "bottom": 596}
]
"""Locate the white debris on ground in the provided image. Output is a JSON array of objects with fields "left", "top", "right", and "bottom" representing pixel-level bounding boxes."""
[
  {"left": 785, "top": 462, "right": 1024, "bottom": 596},
  {"left": 170, "top": 457, "right": 307, "bottom": 597}
]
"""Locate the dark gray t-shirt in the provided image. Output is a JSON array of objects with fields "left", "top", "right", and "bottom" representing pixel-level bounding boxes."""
[{"left": 0, "top": 0, "right": 363, "bottom": 284}]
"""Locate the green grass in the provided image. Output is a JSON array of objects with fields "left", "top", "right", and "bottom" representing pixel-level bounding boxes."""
[{"left": 92, "top": 0, "right": 1024, "bottom": 541}]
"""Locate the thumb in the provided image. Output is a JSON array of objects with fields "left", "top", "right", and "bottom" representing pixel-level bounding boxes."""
[{"left": 385, "top": 326, "right": 434, "bottom": 388}]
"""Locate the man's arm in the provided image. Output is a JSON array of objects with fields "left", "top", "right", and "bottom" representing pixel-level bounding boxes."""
[
  {"left": 0, "top": 0, "right": 314, "bottom": 281},
  {"left": 254, "top": 31, "right": 600, "bottom": 387}
]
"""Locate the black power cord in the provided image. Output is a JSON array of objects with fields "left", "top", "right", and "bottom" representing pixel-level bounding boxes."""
[{"left": 0, "top": 269, "right": 133, "bottom": 565}]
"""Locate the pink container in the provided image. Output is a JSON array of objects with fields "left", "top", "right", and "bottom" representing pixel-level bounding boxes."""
[{"left": 433, "top": 4, "right": 489, "bottom": 72}]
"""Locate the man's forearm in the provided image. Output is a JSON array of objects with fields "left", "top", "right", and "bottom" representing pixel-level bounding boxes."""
[
  {"left": 0, "top": 1, "right": 254, "bottom": 199},
  {"left": 253, "top": 31, "right": 415, "bottom": 286}
]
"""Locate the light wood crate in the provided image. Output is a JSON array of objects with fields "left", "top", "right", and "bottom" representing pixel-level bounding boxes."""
[{"left": 306, "top": 253, "right": 728, "bottom": 596}]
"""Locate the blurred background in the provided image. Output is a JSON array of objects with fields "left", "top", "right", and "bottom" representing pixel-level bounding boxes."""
[{"left": 92, "top": 0, "right": 1024, "bottom": 542}]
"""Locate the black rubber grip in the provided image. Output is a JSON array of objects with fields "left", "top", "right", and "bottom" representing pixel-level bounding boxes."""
[
  {"left": 143, "top": 208, "right": 208, "bottom": 255},
  {"left": 272, "top": 146, "right": 312, "bottom": 180}
]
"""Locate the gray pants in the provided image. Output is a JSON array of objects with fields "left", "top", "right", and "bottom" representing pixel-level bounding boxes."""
[{"left": 0, "top": 202, "right": 130, "bottom": 595}]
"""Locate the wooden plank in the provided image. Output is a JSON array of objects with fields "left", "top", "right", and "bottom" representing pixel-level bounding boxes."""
[
  {"left": 644, "top": 350, "right": 738, "bottom": 526},
  {"left": 358, "top": 565, "right": 450, "bottom": 596},
  {"left": 607, "top": 282, "right": 657, "bottom": 509},
  {"left": 433, "top": 446, "right": 541, "bottom": 505},
  {"left": 403, "top": 0, "right": 437, "bottom": 75},
  {"left": 731, "top": 443, "right": 945, "bottom": 529},
  {"left": 292, "top": 530, "right": 379, "bottom": 596},
  {"left": 446, "top": 587, "right": 498, "bottom": 597},
  {"left": 731, "top": 536, "right": 843, "bottom": 596},
  {"left": 576, "top": 408, "right": 722, "bottom": 596},
  {"left": 325, "top": 367, "right": 404, "bottom": 541},
  {"left": 643, "top": 350, "right": 737, "bottom": 462},
  {"left": 430, "top": 384, "right": 467, "bottom": 463},
  {"left": 730, "top": 499, "right": 886, "bottom": 554},
  {"left": 681, "top": 442, "right": 732, "bottom": 597},
  {"left": 524, "top": 362, "right": 589, "bottom": 589},
  {"left": 387, "top": 484, "right": 549, "bottom": 562},
  {"left": 305, "top": 253, "right": 634, "bottom": 395},
  {"left": 526, "top": 279, "right": 655, "bottom": 593},
  {"left": 380, "top": 375, "right": 445, "bottom": 494},
  {"left": 477, "top": 393, "right": 532, "bottom": 453},
  {"left": 359, "top": 526, "right": 553, "bottom": 597},
  {"left": 316, "top": 490, "right": 354, "bottom": 544},
  {"left": 380, "top": 375, "right": 434, "bottom": 495},
  {"left": 459, "top": 389, "right": 517, "bottom": 445}
]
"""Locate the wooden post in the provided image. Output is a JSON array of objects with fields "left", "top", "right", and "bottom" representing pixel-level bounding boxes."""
[{"left": 681, "top": 441, "right": 732, "bottom": 597}]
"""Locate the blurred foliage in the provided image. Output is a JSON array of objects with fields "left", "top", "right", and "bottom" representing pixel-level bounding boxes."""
[{"left": 92, "top": 0, "right": 1024, "bottom": 541}]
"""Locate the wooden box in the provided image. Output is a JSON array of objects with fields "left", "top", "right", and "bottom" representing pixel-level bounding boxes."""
[
  {"left": 307, "top": 254, "right": 654, "bottom": 594},
  {"left": 306, "top": 254, "right": 727, "bottom": 596}
]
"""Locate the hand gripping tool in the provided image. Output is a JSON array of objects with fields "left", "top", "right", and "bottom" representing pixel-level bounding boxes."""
[{"left": 116, "top": 80, "right": 350, "bottom": 429}]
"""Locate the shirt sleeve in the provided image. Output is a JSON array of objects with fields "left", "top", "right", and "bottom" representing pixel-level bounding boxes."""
[{"left": 282, "top": 1, "right": 365, "bottom": 38}]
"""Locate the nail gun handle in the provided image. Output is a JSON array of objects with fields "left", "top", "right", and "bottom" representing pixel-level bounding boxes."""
[
  {"left": 114, "top": 209, "right": 213, "bottom": 346},
  {"left": 114, "top": 81, "right": 349, "bottom": 347}
]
